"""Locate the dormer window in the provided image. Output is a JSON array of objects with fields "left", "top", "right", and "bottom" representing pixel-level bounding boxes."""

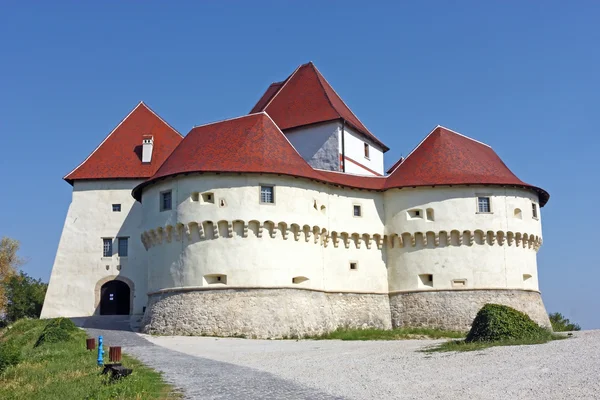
[{"left": 364, "top": 143, "right": 370, "bottom": 159}]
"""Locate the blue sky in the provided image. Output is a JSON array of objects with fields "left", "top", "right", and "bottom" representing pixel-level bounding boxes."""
[{"left": 1, "top": 2, "right": 597, "bottom": 328}]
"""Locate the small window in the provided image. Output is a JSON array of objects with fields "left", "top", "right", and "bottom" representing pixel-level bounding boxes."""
[
  {"left": 112, "top": 204, "right": 121, "bottom": 212},
  {"left": 204, "top": 274, "right": 227, "bottom": 285},
  {"left": 202, "top": 192, "right": 214, "bottom": 203},
  {"left": 292, "top": 276, "right": 309, "bottom": 284},
  {"left": 364, "top": 143, "right": 370, "bottom": 159},
  {"left": 418, "top": 274, "right": 433, "bottom": 288},
  {"left": 349, "top": 262, "right": 358, "bottom": 270},
  {"left": 103, "top": 238, "right": 113, "bottom": 257},
  {"left": 353, "top": 204, "right": 362, "bottom": 217},
  {"left": 532, "top": 203, "right": 538, "bottom": 219},
  {"left": 260, "top": 185, "right": 274, "bottom": 204},
  {"left": 426, "top": 208, "right": 434, "bottom": 221},
  {"left": 408, "top": 209, "right": 422, "bottom": 219},
  {"left": 191, "top": 192, "right": 199, "bottom": 202},
  {"left": 160, "top": 190, "right": 172, "bottom": 211},
  {"left": 514, "top": 208, "right": 522, "bottom": 219},
  {"left": 452, "top": 279, "right": 467, "bottom": 287},
  {"left": 118, "top": 237, "right": 128, "bottom": 257},
  {"left": 477, "top": 196, "right": 491, "bottom": 213}
]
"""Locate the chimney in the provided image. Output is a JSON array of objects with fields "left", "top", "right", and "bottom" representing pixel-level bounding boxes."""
[{"left": 142, "top": 135, "right": 154, "bottom": 163}]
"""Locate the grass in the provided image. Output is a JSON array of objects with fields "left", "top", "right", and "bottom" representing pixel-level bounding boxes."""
[
  {"left": 305, "top": 327, "right": 465, "bottom": 341},
  {"left": 0, "top": 319, "right": 181, "bottom": 400},
  {"left": 423, "top": 333, "right": 569, "bottom": 353}
]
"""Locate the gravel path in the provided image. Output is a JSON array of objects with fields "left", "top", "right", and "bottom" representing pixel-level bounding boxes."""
[
  {"left": 147, "top": 330, "right": 600, "bottom": 400},
  {"left": 82, "top": 317, "right": 600, "bottom": 399},
  {"left": 82, "top": 316, "right": 343, "bottom": 400}
]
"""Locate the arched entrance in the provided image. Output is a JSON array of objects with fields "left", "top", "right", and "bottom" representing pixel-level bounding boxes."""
[{"left": 100, "top": 280, "right": 131, "bottom": 315}]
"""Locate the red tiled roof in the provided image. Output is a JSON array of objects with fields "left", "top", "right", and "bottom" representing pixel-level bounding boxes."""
[
  {"left": 251, "top": 62, "right": 389, "bottom": 152},
  {"left": 384, "top": 126, "right": 549, "bottom": 205},
  {"left": 64, "top": 102, "right": 183, "bottom": 184},
  {"left": 132, "top": 117, "right": 548, "bottom": 206},
  {"left": 133, "top": 113, "right": 323, "bottom": 199}
]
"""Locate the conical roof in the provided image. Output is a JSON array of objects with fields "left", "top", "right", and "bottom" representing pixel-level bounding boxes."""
[
  {"left": 133, "top": 112, "right": 322, "bottom": 200},
  {"left": 385, "top": 126, "right": 549, "bottom": 205},
  {"left": 251, "top": 62, "right": 388, "bottom": 151}
]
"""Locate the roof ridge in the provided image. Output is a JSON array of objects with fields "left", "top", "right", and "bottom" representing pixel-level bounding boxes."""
[
  {"left": 308, "top": 63, "right": 343, "bottom": 122},
  {"left": 436, "top": 125, "right": 491, "bottom": 148},
  {"left": 312, "top": 64, "right": 371, "bottom": 136},
  {"left": 191, "top": 113, "right": 264, "bottom": 131},
  {"left": 64, "top": 101, "right": 146, "bottom": 180},
  {"left": 140, "top": 101, "right": 184, "bottom": 138},
  {"left": 260, "top": 64, "right": 303, "bottom": 111}
]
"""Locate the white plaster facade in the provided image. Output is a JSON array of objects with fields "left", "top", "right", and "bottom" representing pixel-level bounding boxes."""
[{"left": 41, "top": 180, "right": 148, "bottom": 318}]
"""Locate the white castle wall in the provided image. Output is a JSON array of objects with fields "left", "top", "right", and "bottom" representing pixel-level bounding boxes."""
[
  {"left": 139, "top": 173, "right": 548, "bottom": 337},
  {"left": 140, "top": 174, "right": 387, "bottom": 295},
  {"left": 384, "top": 186, "right": 542, "bottom": 292},
  {"left": 41, "top": 180, "right": 148, "bottom": 318}
]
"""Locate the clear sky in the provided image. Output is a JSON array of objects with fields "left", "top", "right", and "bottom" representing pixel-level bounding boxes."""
[{"left": 1, "top": 2, "right": 597, "bottom": 328}]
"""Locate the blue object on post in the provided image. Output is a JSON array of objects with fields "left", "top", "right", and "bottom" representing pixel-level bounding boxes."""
[{"left": 97, "top": 335, "right": 104, "bottom": 366}]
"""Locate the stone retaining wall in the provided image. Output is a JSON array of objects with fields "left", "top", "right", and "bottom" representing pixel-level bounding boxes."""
[
  {"left": 142, "top": 288, "right": 391, "bottom": 339},
  {"left": 389, "top": 289, "right": 551, "bottom": 331}
]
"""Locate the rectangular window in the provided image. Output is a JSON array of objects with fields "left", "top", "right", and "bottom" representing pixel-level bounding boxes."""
[
  {"left": 477, "top": 197, "right": 491, "bottom": 213},
  {"left": 160, "top": 190, "right": 172, "bottom": 211},
  {"left": 350, "top": 262, "right": 358, "bottom": 270},
  {"left": 103, "top": 238, "right": 113, "bottom": 257},
  {"left": 112, "top": 204, "right": 121, "bottom": 212},
  {"left": 118, "top": 237, "right": 128, "bottom": 257},
  {"left": 532, "top": 203, "right": 538, "bottom": 219},
  {"left": 364, "top": 143, "right": 370, "bottom": 159},
  {"left": 353, "top": 204, "right": 362, "bottom": 217},
  {"left": 260, "top": 185, "right": 274, "bottom": 204}
]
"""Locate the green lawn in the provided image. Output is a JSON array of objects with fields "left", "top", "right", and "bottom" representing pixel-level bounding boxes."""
[
  {"left": 423, "top": 333, "right": 569, "bottom": 352},
  {"left": 305, "top": 327, "right": 465, "bottom": 340},
  {"left": 0, "top": 319, "right": 180, "bottom": 400}
]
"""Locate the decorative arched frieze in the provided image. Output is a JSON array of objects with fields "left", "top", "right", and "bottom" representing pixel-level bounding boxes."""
[{"left": 141, "top": 220, "right": 543, "bottom": 254}]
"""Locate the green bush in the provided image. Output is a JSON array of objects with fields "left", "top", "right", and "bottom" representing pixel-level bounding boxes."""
[
  {"left": 466, "top": 304, "right": 552, "bottom": 343},
  {"left": 0, "top": 341, "right": 22, "bottom": 373},
  {"left": 33, "top": 318, "right": 77, "bottom": 348},
  {"left": 44, "top": 317, "right": 77, "bottom": 332},
  {"left": 549, "top": 312, "right": 581, "bottom": 332}
]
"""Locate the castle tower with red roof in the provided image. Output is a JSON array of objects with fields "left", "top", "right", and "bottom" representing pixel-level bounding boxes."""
[{"left": 41, "top": 64, "right": 551, "bottom": 337}]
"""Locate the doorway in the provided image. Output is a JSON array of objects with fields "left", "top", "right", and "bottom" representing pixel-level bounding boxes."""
[{"left": 100, "top": 280, "right": 130, "bottom": 315}]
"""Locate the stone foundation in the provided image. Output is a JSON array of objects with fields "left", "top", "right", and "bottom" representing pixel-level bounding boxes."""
[
  {"left": 389, "top": 289, "right": 551, "bottom": 332},
  {"left": 142, "top": 288, "right": 391, "bottom": 338}
]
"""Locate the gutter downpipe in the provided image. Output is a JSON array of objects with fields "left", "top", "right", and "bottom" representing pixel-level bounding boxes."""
[{"left": 341, "top": 120, "right": 346, "bottom": 172}]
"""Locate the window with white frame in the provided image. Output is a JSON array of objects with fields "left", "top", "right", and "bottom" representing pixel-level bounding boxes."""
[
  {"left": 260, "top": 185, "right": 274, "bottom": 204},
  {"left": 118, "top": 237, "right": 128, "bottom": 257},
  {"left": 532, "top": 203, "right": 538, "bottom": 219},
  {"left": 353, "top": 204, "right": 362, "bottom": 217},
  {"left": 112, "top": 204, "right": 121, "bottom": 212},
  {"left": 477, "top": 196, "right": 491, "bottom": 213},
  {"left": 103, "top": 238, "right": 113, "bottom": 257},
  {"left": 160, "top": 190, "right": 172, "bottom": 211}
]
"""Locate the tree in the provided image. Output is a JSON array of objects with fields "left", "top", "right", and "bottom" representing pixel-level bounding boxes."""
[
  {"left": 549, "top": 312, "right": 581, "bottom": 332},
  {"left": 0, "top": 237, "right": 24, "bottom": 316},
  {"left": 2, "top": 272, "right": 47, "bottom": 322}
]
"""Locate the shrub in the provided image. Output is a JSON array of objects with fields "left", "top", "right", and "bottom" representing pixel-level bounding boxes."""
[
  {"left": 466, "top": 304, "right": 552, "bottom": 343},
  {"left": 0, "top": 341, "right": 22, "bottom": 373},
  {"left": 44, "top": 317, "right": 77, "bottom": 332},
  {"left": 33, "top": 318, "right": 76, "bottom": 347},
  {"left": 549, "top": 312, "right": 581, "bottom": 332}
]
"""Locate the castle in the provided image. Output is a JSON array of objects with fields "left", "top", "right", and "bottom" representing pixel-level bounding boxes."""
[{"left": 41, "top": 62, "right": 551, "bottom": 337}]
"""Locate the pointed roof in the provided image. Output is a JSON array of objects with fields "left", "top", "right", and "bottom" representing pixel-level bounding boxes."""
[
  {"left": 384, "top": 126, "right": 549, "bottom": 205},
  {"left": 133, "top": 112, "right": 322, "bottom": 200},
  {"left": 64, "top": 102, "right": 183, "bottom": 184},
  {"left": 251, "top": 62, "right": 389, "bottom": 152}
]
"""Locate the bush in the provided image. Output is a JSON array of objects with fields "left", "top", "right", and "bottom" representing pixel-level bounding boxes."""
[
  {"left": 0, "top": 341, "right": 22, "bottom": 373},
  {"left": 44, "top": 317, "right": 77, "bottom": 332},
  {"left": 33, "top": 318, "right": 76, "bottom": 347},
  {"left": 549, "top": 312, "right": 581, "bottom": 332},
  {"left": 466, "top": 304, "right": 552, "bottom": 343}
]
